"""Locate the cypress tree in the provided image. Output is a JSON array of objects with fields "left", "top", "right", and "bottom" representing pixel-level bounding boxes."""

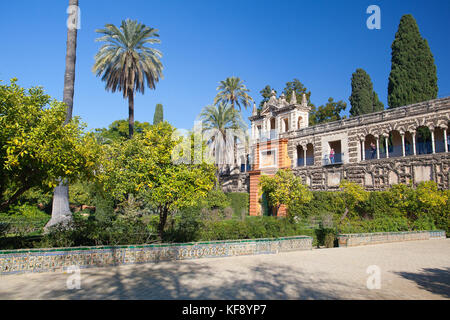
[
  {"left": 153, "top": 103, "right": 164, "bottom": 125},
  {"left": 349, "top": 68, "right": 384, "bottom": 116},
  {"left": 388, "top": 14, "right": 438, "bottom": 108}
]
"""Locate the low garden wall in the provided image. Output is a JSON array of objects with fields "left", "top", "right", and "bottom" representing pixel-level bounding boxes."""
[
  {"left": 337, "top": 230, "right": 446, "bottom": 247},
  {"left": 0, "top": 235, "right": 312, "bottom": 275}
]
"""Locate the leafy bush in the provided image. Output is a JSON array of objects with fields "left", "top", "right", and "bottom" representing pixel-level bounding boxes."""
[
  {"left": 195, "top": 216, "right": 316, "bottom": 245},
  {"left": 315, "top": 227, "right": 336, "bottom": 248},
  {"left": 225, "top": 192, "right": 249, "bottom": 217},
  {"left": 40, "top": 214, "right": 155, "bottom": 248},
  {"left": 204, "top": 189, "right": 231, "bottom": 211},
  {"left": 290, "top": 191, "right": 343, "bottom": 220},
  {"left": 0, "top": 204, "right": 50, "bottom": 236},
  {"left": 164, "top": 205, "right": 205, "bottom": 243}
]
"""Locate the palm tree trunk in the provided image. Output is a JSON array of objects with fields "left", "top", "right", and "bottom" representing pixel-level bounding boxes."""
[
  {"left": 232, "top": 100, "right": 237, "bottom": 171},
  {"left": 46, "top": 0, "right": 79, "bottom": 231},
  {"left": 128, "top": 89, "right": 134, "bottom": 139}
]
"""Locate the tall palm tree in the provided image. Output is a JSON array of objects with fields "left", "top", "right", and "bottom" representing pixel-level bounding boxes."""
[
  {"left": 214, "top": 77, "right": 253, "bottom": 168},
  {"left": 46, "top": 0, "right": 80, "bottom": 229},
  {"left": 199, "top": 103, "right": 247, "bottom": 174},
  {"left": 214, "top": 77, "right": 253, "bottom": 111},
  {"left": 93, "top": 19, "right": 163, "bottom": 138}
]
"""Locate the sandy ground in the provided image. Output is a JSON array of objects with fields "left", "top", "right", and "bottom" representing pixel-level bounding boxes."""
[{"left": 0, "top": 239, "right": 449, "bottom": 300}]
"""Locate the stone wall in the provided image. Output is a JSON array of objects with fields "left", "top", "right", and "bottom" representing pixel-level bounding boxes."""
[
  {"left": 221, "top": 153, "right": 449, "bottom": 192},
  {"left": 337, "top": 230, "right": 446, "bottom": 247},
  {"left": 219, "top": 172, "right": 249, "bottom": 193},
  {"left": 223, "top": 97, "right": 450, "bottom": 193},
  {"left": 0, "top": 236, "right": 313, "bottom": 275},
  {"left": 293, "top": 153, "right": 450, "bottom": 191}
]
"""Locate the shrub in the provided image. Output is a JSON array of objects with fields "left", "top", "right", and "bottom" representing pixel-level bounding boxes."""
[
  {"left": 204, "top": 189, "right": 231, "bottom": 211},
  {"left": 225, "top": 192, "right": 249, "bottom": 217},
  {"left": 164, "top": 206, "right": 204, "bottom": 243},
  {"left": 290, "top": 191, "right": 343, "bottom": 221},
  {"left": 40, "top": 214, "right": 155, "bottom": 248},
  {"left": 315, "top": 227, "right": 336, "bottom": 248},
  {"left": 0, "top": 204, "right": 50, "bottom": 236}
]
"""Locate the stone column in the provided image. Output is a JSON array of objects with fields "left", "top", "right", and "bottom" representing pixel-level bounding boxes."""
[
  {"left": 293, "top": 111, "right": 298, "bottom": 130},
  {"left": 431, "top": 129, "right": 435, "bottom": 154},
  {"left": 376, "top": 137, "right": 380, "bottom": 160},
  {"left": 262, "top": 119, "right": 266, "bottom": 138},
  {"left": 412, "top": 132, "right": 416, "bottom": 155},
  {"left": 303, "top": 147, "right": 307, "bottom": 167},
  {"left": 385, "top": 136, "right": 389, "bottom": 158},
  {"left": 278, "top": 117, "right": 282, "bottom": 135},
  {"left": 293, "top": 146, "right": 297, "bottom": 167},
  {"left": 401, "top": 133, "right": 405, "bottom": 157},
  {"left": 444, "top": 129, "right": 448, "bottom": 153},
  {"left": 361, "top": 140, "right": 365, "bottom": 161}
]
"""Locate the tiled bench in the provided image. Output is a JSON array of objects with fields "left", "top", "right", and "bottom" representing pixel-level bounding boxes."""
[
  {"left": 0, "top": 235, "right": 313, "bottom": 275},
  {"left": 337, "top": 230, "right": 446, "bottom": 247}
]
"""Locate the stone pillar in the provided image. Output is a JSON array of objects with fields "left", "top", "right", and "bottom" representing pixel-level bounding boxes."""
[
  {"left": 293, "top": 110, "right": 298, "bottom": 130},
  {"left": 361, "top": 140, "right": 365, "bottom": 161},
  {"left": 293, "top": 146, "right": 297, "bottom": 167},
  {"left": 385, "top": 136, "right": 389, "bottom": 159},
  {"left": 412, "top": 132, "right": 416, "bottom": 155},
  {"left": 401, "top": 133, "right": 405, "bottom": 157},
  {"left": 444, "top": 129, "right": 448, "bottom": 153},
  {"left": 249, "top": 172, "right": 262, "bottom": 216},
  {"left": 376, "top": 137, "right": 380, "bottom": 160},
  {"left": 431, "top": 129, "right": 435, "bottom": 154},
  {"left": 303, "top": 147, "right": 307, "bottom": 167},
  {"left": 276, "top": 117, "right": 280, "bottom": 135}
]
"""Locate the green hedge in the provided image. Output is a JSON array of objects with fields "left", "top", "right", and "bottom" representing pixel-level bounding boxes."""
[
  {"left": 0, "top": 204, "right": 50, "bottom": 236},
  {"left": 225, "top": 192, "right": 249, "bottom": 217},
  {"left": 165, "top": 215, "right": 317, "bottom": 246}
]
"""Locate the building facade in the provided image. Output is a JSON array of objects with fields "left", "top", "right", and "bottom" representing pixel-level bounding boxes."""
[{"left": 220, "top": 93, "right": 450, "bottom": 216}]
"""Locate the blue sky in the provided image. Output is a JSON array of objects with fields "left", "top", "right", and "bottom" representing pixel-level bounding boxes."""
[{"left": 1, "top": 0, "right": 449, "bottom": 132}]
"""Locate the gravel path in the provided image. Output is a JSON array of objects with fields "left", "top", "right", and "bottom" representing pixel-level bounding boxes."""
[{"left": 1, "top": 239, "right": 449, "bottom": 300}]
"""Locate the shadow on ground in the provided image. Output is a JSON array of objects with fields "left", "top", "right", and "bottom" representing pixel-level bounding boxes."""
[
  {"left": 27, "top": 260, "right": 351, "bottom": 300},
  {"left": 395, "top": 267, "right": 450, "bottom": 299}
]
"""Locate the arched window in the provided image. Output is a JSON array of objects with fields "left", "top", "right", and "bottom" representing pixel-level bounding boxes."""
[
  {"left": 416, "top": 126, "right": 432, "bottom": 155},
  {"left": 388, "top": 130, "right": 402, "bottom": 157},
  {"left": 364, "top": 134, "right": 377, "bottom": 160}
]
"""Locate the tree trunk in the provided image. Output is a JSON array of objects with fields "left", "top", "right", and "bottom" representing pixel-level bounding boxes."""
[
  {"left": 128, "top": 89, "right": 135, "bottom": 139},
  {"left": 47, "top": 0, "right": 79, "bottom": 230},
  {"left": 340, "top": 207, "right": 349, "bottom": 221},
  {"left": 158, "top": 206, "right": 168, "bottom": 241}
]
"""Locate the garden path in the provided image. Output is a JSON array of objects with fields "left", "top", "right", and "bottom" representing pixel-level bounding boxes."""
[{"left": 1, "top": 239, "right": 449, "bottom": 300}]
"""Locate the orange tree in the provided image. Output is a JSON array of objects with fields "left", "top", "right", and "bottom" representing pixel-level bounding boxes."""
[
  {"left": 99, "top": 122, "right": 216, "bottom": 239},
  {"left": 0, "top": 79, "right": 99, "bottom": 211},
  {"left": 259, "top": 169, "right": 312, "bottom": 217}
]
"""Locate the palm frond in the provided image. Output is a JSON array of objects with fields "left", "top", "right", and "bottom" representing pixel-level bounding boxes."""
[{"left": 93, "top": 19, "right": 163, "bottom": 98}]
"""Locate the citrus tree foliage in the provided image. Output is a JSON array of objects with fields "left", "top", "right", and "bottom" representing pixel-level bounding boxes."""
[
  {"left": 338, "top": 180, "right": 369, "bottom": 221},
  {"left": 0, "top": 80, "right": 99, "bottom": 211},
  {"left": 387, "top": 181, "right": 447, "bottom": 221},
  {"left": 99, "top": 122, "right": 216, "bottom": 238},
  {"left": 259, "top": 169, "right": 312, "bottom": 216}
]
